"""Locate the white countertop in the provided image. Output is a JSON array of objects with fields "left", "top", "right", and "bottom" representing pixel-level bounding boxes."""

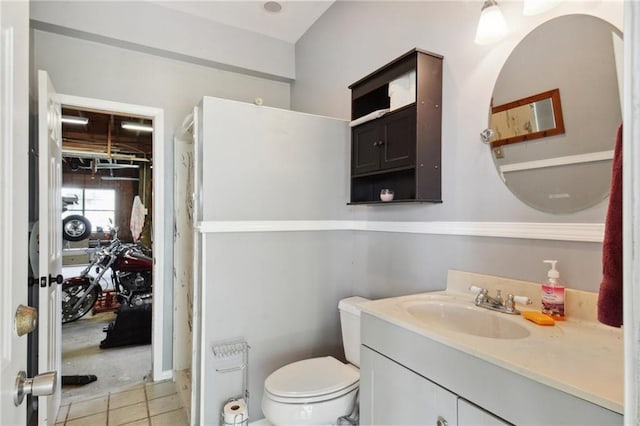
[{"left": 360, "top": 288, "right": 624, "bottom": 414}]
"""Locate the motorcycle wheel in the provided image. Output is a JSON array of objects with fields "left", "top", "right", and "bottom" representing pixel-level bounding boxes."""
[
  {"left": 62, "top": 215, "right": 92, "bottom": 242},
  {"left": 61, "top": 282, "right": 99, "bottom": 323}
]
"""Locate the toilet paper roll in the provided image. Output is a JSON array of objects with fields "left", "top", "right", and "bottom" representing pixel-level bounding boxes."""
[{"left": 223, "top": 398, "right": 248, "bottom": 425}]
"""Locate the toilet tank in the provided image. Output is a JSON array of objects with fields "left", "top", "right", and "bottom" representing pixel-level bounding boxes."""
[{"left": 338, "top": 296, "right": 370, "bottom": 367}]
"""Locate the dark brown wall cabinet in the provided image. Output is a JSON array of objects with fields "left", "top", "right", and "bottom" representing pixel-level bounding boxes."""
[{"left": 349, "top": 48, "right": 443, "bottom": 204}]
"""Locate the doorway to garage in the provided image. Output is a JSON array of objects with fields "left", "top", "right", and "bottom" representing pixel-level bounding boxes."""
[{"left": 59, "top": 107, "right": 154, "bottom": 402}]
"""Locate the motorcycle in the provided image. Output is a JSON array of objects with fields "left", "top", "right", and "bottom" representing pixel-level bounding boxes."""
[{"left": 61, "top": 236, "right": 152, "bottom": 324}]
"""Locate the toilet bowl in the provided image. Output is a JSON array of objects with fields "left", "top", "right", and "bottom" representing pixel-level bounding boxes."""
[
  {"left": 262, "top": 356, "right": 359, "bottom": 425},
  {"left": 261, "top": 296, "right": 369, "bottom": 425}
]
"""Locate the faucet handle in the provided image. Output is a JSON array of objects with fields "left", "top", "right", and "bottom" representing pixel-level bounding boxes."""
[
  {"left": 469, "top": 286, "right": 487, "bottom": 305},
  {"left": 513, "top": 295, "right": 532, "bottom": 305},
  {"left": 469, "top": 285, "right": 484, "bottom": 294}
]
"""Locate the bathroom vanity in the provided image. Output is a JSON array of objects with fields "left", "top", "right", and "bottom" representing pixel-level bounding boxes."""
[{"left": 359, "top": 270, "right": 624, "bottom": 425}]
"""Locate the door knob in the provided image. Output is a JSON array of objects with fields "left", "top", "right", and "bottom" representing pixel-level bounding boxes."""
[
  {"left": 14, "top": 304, "right": 38, "bottom": 336},
  {"left": 14, "top": 370, "right": 57, "bottom": 406}
]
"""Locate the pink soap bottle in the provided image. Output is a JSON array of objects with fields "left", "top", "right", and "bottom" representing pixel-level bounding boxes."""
[{"left": 541, "top": 260, "right": 565, "bottom": 320}]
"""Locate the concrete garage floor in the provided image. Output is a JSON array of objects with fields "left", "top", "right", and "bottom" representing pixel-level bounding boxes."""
[{"left": 61, "top": 310, "right": 152, "bottom": 404}]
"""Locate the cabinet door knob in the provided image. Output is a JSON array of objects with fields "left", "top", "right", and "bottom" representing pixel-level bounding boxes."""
[{"left": 436, "top": 416, "right": 448, "bottom": 426}]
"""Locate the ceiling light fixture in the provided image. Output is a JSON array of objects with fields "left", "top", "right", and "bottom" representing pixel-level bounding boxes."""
[
  {"left": 61, "top": 115, "right": 89, "bottom": 125},
  {"left": 121, "top": 121, "right": 153, "bottom": 132},
  {"left": 101, "top": 176, "right": 140, "bottom": 182},
  {"left": 523, "top": 0, "right": 559, "bottom": 16},
  {"left": 263, "top": 1, "right": 282, "bottom": 13},
  {"left": 474, "top": 0, "right": 508, "bottom": 45},
  {"left": 100, "top": 176, "right": 140, "bottom": 182}
]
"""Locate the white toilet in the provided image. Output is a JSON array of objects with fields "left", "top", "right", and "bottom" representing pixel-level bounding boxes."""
[{"left": 261, "top": 296, "right": 369, "bottom": 425}]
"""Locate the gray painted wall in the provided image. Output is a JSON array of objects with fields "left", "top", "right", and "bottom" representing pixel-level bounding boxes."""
[
  {"left": 203, "top": 231, "right": 356, "bottom": 422},
  {"left": 292, "top": 1, "right": 623, "bottom": 290},
  {"left": 197, "top": 98, "right": 355, "bottom": 420},
  {"left": 32, "top": 29, "right": 291, "bottom": 372}
]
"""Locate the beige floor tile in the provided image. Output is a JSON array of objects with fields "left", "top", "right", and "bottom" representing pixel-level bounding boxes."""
[
  {"left": 110, "top": 387, "right": 146, "bottom": 409},
  {"left": 150, "top": 409, "right": 188, "bottom": 426},
  {"left": 147, "top": 393, "right": 182, "bottom": 417},
  {"left": 56, "top": 404, "right": 69, "bottom": 424},
  {"left": 66, "top": 411, "right": 108, "bottom": 426},
  {"left": 120, "top": 419, "right": 149, "bottom": 426},
  {"left": 108, "top": 401, "right": 148, "bottom": 426},
  {"left": 68, "top": 395, "right": 109, "bottom": 420},
  {"left": 145, "top": 380, "right": 176, "bottom": 400}
]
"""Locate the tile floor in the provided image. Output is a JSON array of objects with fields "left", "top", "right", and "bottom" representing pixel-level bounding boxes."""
[{"left": 55, "top": 380, "right": 188, "bottom": 426}]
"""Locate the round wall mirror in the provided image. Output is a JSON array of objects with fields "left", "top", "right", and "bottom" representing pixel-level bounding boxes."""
[{"left": 488, "top": 14, "right": 622, "bottom": 214}]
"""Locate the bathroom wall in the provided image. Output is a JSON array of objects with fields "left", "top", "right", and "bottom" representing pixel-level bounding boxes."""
[
  {"left": 196, "top": 98, "right": 357, "bottom": 421},
  {"left": 293, "top": 1, "right": 624, "bottom": 295}
]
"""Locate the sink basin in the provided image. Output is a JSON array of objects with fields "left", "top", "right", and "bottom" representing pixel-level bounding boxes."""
[{"left": 402, "top": 299, "right": 531, "bottom": 339}]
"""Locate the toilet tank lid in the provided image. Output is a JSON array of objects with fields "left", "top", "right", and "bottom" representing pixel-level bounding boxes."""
[
  {"left": 338, "top": 296, "right": 370, "bottom": 316},
  {"left": 265, "top": 356, "right": 359, "bottom": 399}
]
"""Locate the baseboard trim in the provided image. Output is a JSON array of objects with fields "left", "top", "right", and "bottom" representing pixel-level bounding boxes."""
[{"left": 195, "top": 220, "right": 604, "bottom": 242}]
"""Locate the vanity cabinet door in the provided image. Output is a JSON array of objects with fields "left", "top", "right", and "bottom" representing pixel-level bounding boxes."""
[
  {"left": 458, "top": 398, "right": 512, "bottom": 426},
  {"left": 360, "top": 346, "right": 457, "bottom": 426}
]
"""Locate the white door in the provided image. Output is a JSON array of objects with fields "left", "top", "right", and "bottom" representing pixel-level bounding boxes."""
[
  {"left": 37, "top": 70, "right": 63, "bottom": 425},
  {"left": 0, "top": 1, "right": 31, "bottom": 424}
]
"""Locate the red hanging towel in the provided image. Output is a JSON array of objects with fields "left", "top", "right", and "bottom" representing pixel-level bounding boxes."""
[{"left": 597, "top": 123, "right": 623, "bottom": 327}]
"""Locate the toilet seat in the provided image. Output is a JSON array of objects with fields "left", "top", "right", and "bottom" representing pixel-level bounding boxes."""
[{"left": 264, "top": 356, "right": 359, "bottom": 404}]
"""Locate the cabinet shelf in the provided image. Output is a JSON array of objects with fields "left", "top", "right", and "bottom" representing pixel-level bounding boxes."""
[
  {"left": 348, "top": 199, "right": 442, "bottom": 205},
  {"left": 348, "top": 48, "right": 443, "bottom": 204},
  {"left": 351, "top": 164, "right": 415, "bottom": 179}
]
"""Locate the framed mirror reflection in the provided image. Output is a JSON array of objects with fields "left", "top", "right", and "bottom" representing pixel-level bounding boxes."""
[{"left": 490, "top": 88, "right": 564, "bottom": 148}]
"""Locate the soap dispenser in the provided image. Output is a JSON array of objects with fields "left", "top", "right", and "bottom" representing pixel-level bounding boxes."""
[{"left": 541, "top": 260, "right": 565, "bottom": 320}]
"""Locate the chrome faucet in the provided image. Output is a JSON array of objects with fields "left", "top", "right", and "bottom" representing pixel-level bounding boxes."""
[{"left": 470, "top": 286, "right": 531, "bottom": 315}]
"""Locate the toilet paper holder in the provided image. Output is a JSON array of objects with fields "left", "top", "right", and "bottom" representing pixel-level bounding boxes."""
[{"left": 213, "top": 338, "right": 250, "bottom": 424}]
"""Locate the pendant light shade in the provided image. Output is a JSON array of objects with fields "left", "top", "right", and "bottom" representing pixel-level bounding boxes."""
[
  {"left": 523, "top": 0, "right": 559, "bottom": 16},
  {"left": 474, "top": 0, "right": 508, "bottom": 45}
]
